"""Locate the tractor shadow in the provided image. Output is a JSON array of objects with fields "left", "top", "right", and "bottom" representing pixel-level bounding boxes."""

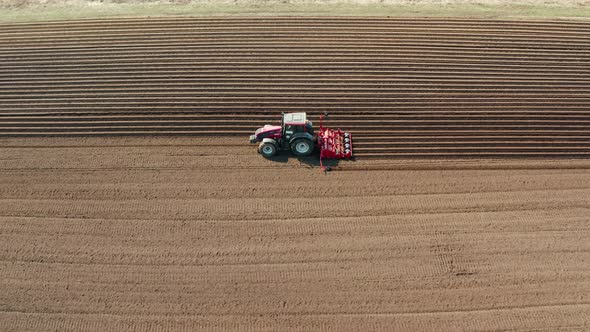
[{"left": 265, "top": 152, "right": 341, "bottom": 169}]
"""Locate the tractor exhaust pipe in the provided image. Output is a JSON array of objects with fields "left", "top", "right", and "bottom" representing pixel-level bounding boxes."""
[{"left": 319, "top": 112, "right": 329, "bottom": 131}]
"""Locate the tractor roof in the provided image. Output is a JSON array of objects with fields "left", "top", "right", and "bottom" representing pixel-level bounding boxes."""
[{"left": 283, "top": 112, "right": 307, "bottom": 125}]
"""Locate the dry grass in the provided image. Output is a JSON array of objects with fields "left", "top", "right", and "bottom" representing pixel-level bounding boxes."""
[{"left": 0, "top": 0, "right": 589, "bottom": 22}]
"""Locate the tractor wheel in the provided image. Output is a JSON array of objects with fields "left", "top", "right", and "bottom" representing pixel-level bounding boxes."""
[
  {"left": 259, "top": 142, "right": 277, "bottom": 158},
  {"left": 290, "top": 138, "right": 314, "bottom": 156}
]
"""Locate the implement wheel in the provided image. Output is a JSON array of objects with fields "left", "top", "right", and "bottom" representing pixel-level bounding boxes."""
[
  {"left": 259, "top": 142, "right": 277, "bottom": 158},
  {"left": 290, "top": 138, "right": 313, "bottom": 156}
]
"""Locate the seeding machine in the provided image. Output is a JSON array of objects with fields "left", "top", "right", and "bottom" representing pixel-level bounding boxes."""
[{"left": 249, "top": 112, "right": 353, "bottom": 170}]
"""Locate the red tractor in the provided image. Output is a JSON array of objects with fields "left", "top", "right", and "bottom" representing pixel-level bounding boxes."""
[{"left": 249, "top": 112, "right": 353, "bottom": 168}]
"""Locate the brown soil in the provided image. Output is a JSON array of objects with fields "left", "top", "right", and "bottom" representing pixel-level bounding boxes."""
[
  {"left": 1, "top": 136, "right": 589, "bottom": 331},
  {"left": 1, "top": 17, "right": 590, "bottom": 330},
  {"left": 2, "top": 17, "right": 590, "bottom": 158}
]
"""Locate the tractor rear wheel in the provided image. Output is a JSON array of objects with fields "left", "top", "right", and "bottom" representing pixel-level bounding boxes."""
[
  {"left": 290, "top": 138, "right": 313, "bottom": 156},
  {"left": 259, "top": 142, "right": 277, "bottom": 158}
]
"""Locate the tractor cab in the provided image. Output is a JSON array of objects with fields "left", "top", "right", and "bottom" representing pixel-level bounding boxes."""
[{"left": 282, "top": 112, "right": 314, "bottom": 140}]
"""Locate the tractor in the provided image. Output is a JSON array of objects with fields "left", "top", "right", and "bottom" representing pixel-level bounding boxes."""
[{"left": 249, "top": 112, "right": 353, "bottom": 168}]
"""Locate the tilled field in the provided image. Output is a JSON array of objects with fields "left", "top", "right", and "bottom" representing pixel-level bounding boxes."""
[
  {"left": 1, "top": 136, "right": 590, "bottom": 330},
  {"left": 1, "top": 17, "right": 590, "bottom": 157},
  {"left": 1, "top": 17, "right": 590, "bottom": 331}
]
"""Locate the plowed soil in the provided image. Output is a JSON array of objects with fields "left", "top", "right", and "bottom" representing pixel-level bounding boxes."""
[
  {"left": 0, "top": 136, "right": 589, "bottom": 331},
  {"left": 1, "top": 17, "right": 590, "bottom": 331},
  {"left": 1, "top": 17, "right": 590, "bottom": 157}
]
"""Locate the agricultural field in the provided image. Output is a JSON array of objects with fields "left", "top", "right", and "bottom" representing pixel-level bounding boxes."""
[
  {"left": 2, "top": 17, "right": 590, "bottom": 157},
  {"left": 1, "top": 15, "right": 590, "bottom": 331},
  {"left": 1, "top": 136, "right": 590, "bottom": 330}
]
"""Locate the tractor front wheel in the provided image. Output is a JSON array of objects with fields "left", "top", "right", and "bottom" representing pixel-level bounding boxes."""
[
  {"left": 290, "top": 138, "right": 314, "bottom": 156},
  {"left": 259, "top": 142, "right": 277, "bottom": 158}
]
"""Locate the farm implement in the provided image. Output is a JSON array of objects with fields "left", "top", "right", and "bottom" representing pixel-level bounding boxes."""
[{"left": 249, "top": 112, "right": 353, "bottom": 170}]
